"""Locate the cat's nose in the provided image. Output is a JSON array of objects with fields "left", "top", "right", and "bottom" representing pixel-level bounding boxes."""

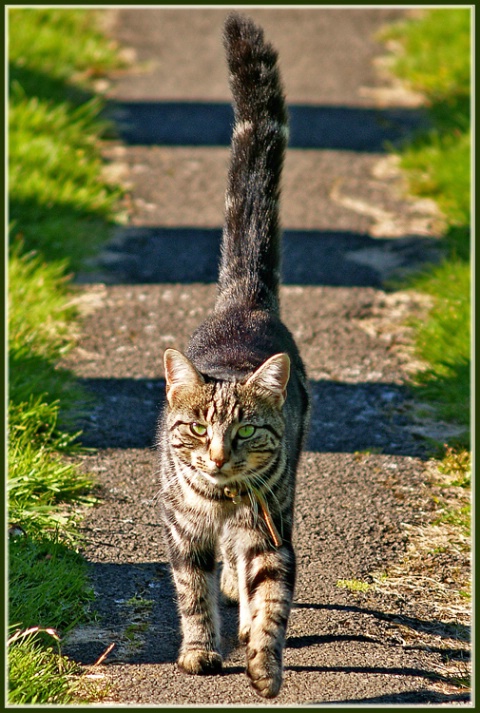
[{"left": 209, "top": 435, "right": 230, "bottom": 470}]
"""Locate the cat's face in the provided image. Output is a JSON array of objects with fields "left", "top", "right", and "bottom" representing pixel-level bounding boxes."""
[{"left": 164, "top": 349, "right": 290, "bottom": 486}]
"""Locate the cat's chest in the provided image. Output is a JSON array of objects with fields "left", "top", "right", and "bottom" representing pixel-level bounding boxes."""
[{"left": 172, "top": 468, "right": 249, "bottom": 522}]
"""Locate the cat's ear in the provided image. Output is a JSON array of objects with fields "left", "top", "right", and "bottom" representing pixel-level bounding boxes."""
[
  {"left": 246, "top": 353, "right": 290, "bottom": 406},
  {"left": 164, "top": 349, "right": 205, "bottom": 404}
]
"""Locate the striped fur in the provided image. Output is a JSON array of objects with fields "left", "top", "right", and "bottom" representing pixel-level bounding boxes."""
[
  {"left": 157, "top": 13, "right": 310, "bottom": 699},
  {"left": 218, "top": 12, "right": 288, "bottom": 313}
]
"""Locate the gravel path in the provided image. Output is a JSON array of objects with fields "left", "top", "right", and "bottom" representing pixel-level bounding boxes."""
[{"left": 63, "top": 8, "right": 469, "bottom": 705}]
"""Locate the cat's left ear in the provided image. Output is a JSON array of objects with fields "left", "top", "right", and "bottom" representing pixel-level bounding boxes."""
[
  {"left": 246, "top": 353, "right": 290, "bottom": 407},
  {"left": 164, "top": 349, "right": 205, "bottom": 405}
]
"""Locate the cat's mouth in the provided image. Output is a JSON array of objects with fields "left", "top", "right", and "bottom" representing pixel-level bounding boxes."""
[
  {"left": 196, "top": 464, "right": 251, "bottom": 491},
  {"left": 198, "top": 469, "right": 234, "bottom": 486}
]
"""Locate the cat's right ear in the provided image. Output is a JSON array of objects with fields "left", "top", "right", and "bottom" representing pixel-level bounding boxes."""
[{"left": 164, "top": 349, "right": 205, "bottom": 405}]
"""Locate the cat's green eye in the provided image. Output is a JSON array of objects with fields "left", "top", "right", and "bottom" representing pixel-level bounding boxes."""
[
  {"left": 238, "top": 424, "right": 256, "bottom": 439},
  {"left": 191, "top": 422, "right": 207, "bottom": 437}
]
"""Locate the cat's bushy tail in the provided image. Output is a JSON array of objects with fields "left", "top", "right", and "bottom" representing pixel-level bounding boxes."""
[{"left": 217, "top": 13, "right": 288, "bottom": 313}]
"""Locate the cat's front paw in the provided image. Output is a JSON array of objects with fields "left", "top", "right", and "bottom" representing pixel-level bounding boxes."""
[
  {"left": 246, "top": 646, "right": 283, "bottom": 698},
  {"left": 178, "top": 649, "right": 223, "bottom": 675}
]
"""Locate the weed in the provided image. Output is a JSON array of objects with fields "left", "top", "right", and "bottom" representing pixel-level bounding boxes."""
[
  {"left": 336, "top": 579, "right": 372, "bottom": 593},
  {"left": 126, "top": 595, "right": 154, "bottom": 612},
  {"left": 353, "top": 447, "right": 383, "bottom": 461},
  {"left": 432, "top": 506, "right": 470, "bottom": 537},
  {"left": 437, "top": 445, "right": 471, "bottom": 486}
]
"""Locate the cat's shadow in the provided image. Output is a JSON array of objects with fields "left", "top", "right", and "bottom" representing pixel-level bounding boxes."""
[
  {"left": 62, "top": 561, "right": 244, "bottom": 666},
  {"left": 63, "top": 562, "right": 470, "bottom": 670}
]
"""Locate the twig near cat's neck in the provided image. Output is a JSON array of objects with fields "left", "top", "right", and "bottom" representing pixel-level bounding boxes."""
[
  {"left": 253, "top": 488, "right": 283, "bottom": 548},
  {"left": 224, "top": 485, "right": 282, "bottom": 548}
]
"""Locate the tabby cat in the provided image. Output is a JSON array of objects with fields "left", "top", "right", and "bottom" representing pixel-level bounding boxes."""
[{"left": 157, "top": 13, "right": 310, "bottom": 699}]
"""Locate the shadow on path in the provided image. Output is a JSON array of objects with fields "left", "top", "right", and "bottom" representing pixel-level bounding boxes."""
[
  {"left": 76, "top": 376, "right": 425, "bottom": 457},
  {"left": 63, "top": 560, "right": 469, "bottom": 705},
  {"left": 292, "top": 602, "right": 470, "bottom": 643},
  {"left": 108, "top": 101, "right": 428, "bottom": 152},
  {"left": 63, "top": 560, "right": 239, "bottom": 666},
  {"left": 321, "top": 691, "right": 470, "bottom": 704},
  {"left": 79, "top": 227, "right": 439, "bottom": 288}
]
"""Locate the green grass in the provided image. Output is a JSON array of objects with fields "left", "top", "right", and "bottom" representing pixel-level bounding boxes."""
[
  {"left": 386, "top": 7, "right": 470, "bottom": 214},
  {"left": 8, "top": 8, "right": 122, "bottom": 704},
  {"left": 408, "top": 259, "right": 470, "bottom": 429},
  {"left": 9, "top": 536, "right": 94, "bottom": 633},
  {"left": 386, "top": 9, "right": 470, "bottom": 99},
  {"left": 9, "top": 9, "right": 120, "bottom": 86},
  {"left": 9, "top": 91, "right": 121, "bottom": 267},
  {"left": 8, "top": 245, "right": 96, "bottom": 537},
  {"left": 9, "top": 8, "right": 122, "bottom": 269},
  {"left": 384, "top": 8, "right": 471, "bottom": 453},
  {"left": 8, "top": 628, "right": 82, "bottom": 705}
]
